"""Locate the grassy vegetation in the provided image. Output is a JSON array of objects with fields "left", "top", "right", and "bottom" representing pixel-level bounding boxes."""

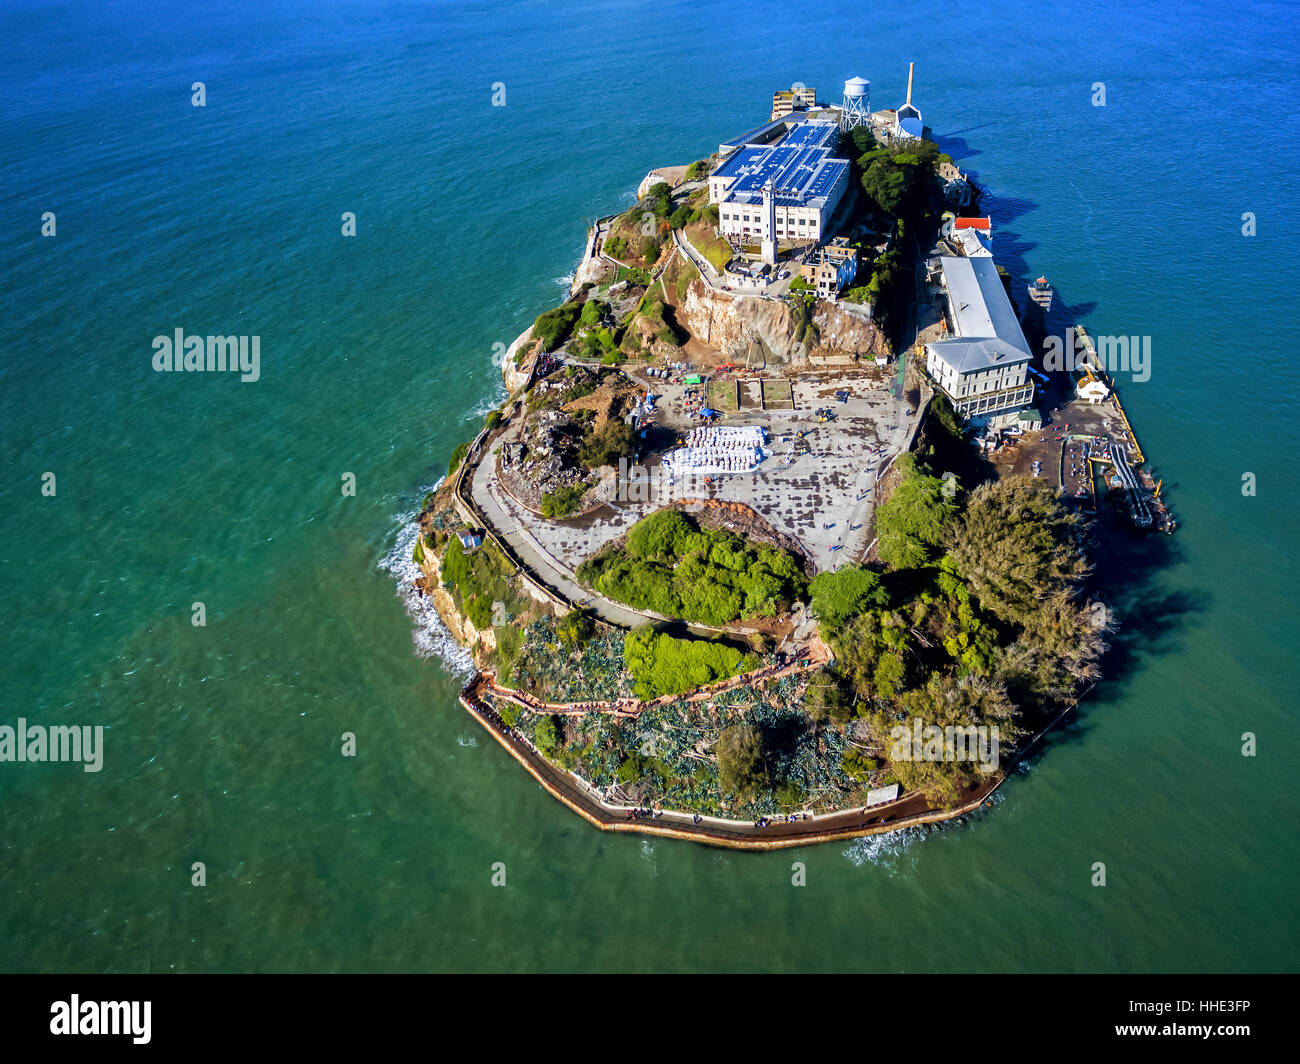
[
  {"left": 684, "top": 218, "right": 731, "bottom": 274},
  {"left": 706, "top": 377, "right": 738, "bottom": 412},
  {"left": 447, "top": 440, "right": 470, "bottom": 477},
  {"left": 614, "top": 264, "right": 653, "bottom": 286},
  {"left": 492, "top": 623, "right": 523, "bottom": 685},
  {"left": 674, "top": 259, "right": 700, "bottom": 302},
  {"left": 541, "top": 482, "right": 589, "bottom": 519},
  {"left": 439, "top": 534, "right": 523, "bottom": 640},
  {"left": 533, "top": 301, "right": 583, "bottom": 352},
  {"left": 577, "top": 509, "right": 807, "bottom": 626},
  {"left": 631, "top": 289, "right": 682, "bottom": 348},
  {"left": 624, "top": 626, "right": 755, "bottom": 699}
]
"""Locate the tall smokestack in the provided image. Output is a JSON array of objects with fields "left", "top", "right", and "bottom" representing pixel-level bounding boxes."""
[{"left": 906, "top": 62, "right": 914, "bottom": 105}]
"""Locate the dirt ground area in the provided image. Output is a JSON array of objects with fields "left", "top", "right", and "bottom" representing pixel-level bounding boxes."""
[
  {"left": 983, "top": 395, "right": 1141, "bottom": 511},
  {"left": 489, "top": 366, "right": 919, "bottom": 574}
]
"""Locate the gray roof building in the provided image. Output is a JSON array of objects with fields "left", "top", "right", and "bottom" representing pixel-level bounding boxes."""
[
  {"left": 934, "top": 256, "right": 1030, "bottom": 357},
  {"left": 925, "top": 256, "right": 1035, "bottom": 428}
]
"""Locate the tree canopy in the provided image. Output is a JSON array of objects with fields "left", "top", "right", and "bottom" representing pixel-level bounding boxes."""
[
  {"left": 717, "top": 723, "right": 767, "bottom": 798},
  {"left": 874, "top": 453, "right": 959, "bottom": 568},
  {"left": 579, "top": 510, "right": 807, "bottom": 626}
]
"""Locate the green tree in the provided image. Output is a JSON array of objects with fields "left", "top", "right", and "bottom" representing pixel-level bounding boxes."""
[
  {"left": 875, "top": 454, "right": 958, "bottom": 569},
  {"left": 808, "top": 565, "right": 890, "bottom": 630},
  {"left": 555, "top": 608, "right": 595, "bottom": 651},
  {"left": 717, "top": 723, "right": 767, "bottom": 797},
  {"left": 534, "top": 715, "right": 561, "bottom": 756},
  {"left": 949, "top": 476, "right": 1089, "bottom": 633},
  {"left": 804, "top": 667, "right": 854, "bottom": 725}
]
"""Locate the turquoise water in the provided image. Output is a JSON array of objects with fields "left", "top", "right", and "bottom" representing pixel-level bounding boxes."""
[{"left": 1, "top": 0, "right": 1296, "bottom": 972}]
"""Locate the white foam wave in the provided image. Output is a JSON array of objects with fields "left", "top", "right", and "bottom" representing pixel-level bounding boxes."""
[
  {"left": 842, "top": 826, "right": 924, "bottom": 871},
  {"left": 465, "top": 388, "right": 507, "bottom": 422},
  {"left": 379, "top": 501, "right": 475, "bottom": 679}
]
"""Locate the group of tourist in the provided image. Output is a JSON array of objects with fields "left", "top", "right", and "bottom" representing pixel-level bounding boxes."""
[{"left": 752, "top": 813, "right": 812, "bottom": 829}]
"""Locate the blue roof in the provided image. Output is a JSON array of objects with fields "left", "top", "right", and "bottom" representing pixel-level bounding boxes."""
[
  {"left": 713, "top": 121, "right": 848, "bottom": 210},
  {"left": 778, "top": 121, "right": 839, "bottom": 149}
]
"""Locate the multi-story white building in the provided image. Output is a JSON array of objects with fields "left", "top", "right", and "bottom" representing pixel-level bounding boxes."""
[
  {"left": 709, "top": 120, "right": 850, "bottom": 251},
  {"left": 925, "top": 256, "right": 1035, "bottom": 428}
]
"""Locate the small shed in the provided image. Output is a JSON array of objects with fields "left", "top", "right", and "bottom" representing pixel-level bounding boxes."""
[
  {"left": 1017, "top": 408, "right": 1043, "bottom": 431},
  {"left": 457, "top": 529, "right": 484, "bottom": 551}
]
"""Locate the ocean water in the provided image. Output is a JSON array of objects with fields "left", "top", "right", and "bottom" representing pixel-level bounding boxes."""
[{"left": 1, "top": 0, "right": 1296, "bottom": 972}]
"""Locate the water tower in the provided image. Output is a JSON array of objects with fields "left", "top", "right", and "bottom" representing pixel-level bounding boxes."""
[{"left": 840, "top": 76, "right": 871, "bottom": 131}]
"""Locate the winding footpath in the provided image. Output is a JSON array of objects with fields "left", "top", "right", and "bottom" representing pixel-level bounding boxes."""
[{"left": 461, "top": 674, "right": 1019, "bottom": 851}]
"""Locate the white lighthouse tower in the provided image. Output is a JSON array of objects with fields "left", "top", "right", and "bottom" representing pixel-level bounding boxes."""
[{"left": 760, "top": 179, "right": 778, "bottom": 266}]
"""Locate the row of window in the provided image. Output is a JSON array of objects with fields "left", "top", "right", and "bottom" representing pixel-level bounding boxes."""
[
  {"left": 721, "top": 212, "right": 817, "bottom": 227},
  {"left": 954, "top": 374, "right": 1026, "bottom": 397},
  {"left": 957, "top": 386, "right": 1034, "bottom": 414}
]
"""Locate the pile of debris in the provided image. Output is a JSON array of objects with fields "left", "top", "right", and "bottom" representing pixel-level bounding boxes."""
[{"left": 498, "top": 408, "right": 594, "bottom": 510}]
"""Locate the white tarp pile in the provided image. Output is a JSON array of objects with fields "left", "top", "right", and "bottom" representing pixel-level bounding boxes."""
[{"left": 660, "top": 425, "right": 768, "bottom": 478}]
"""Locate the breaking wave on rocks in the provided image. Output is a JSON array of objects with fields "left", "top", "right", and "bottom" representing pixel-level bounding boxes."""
[
  {"left": 379, "top": 487, "right": 475, "bottom": 680},
  {"left": 841, "top": 790, "right": 1007, "bottom": 870}
]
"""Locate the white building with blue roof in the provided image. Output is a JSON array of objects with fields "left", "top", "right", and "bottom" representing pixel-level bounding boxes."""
[{"left": 708, "top": 119, "right": 850, "bottom": 249}]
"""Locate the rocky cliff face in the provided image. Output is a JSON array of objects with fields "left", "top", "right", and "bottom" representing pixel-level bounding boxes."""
[
  {"left": 679, "top": 280, "right": 799, "bottom": 362},
  {"left": 677, "top": 280, "right": 891, "bottom": 364},
  {"left": 811, "top": 301, "right": 893, "bottom": 363},
  {"left": 501, "top": 326, "right": 536, "bottom": 393}
]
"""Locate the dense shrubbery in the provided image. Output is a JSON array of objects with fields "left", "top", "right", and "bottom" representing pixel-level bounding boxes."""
[
  {"left": 533, "top": 302, "right": 583, "bottom": 352},
  {"left": 579, "top": 417, "right": 633, "bottom": 469},
  {"left": 624, "top": 626, "right": 755, "bottom": 699},
  {"left": 555, "top": 608, "right": 595, "bottom": 651},
  {"left": 447, "top": 440, "right": 470, "bottom": 477},
  {"left": 845, "top": 127, "right": 950, "bottom": 221},
  {"left": 874, "top": 453, "right": 959, "bottom": 568},
  {"left": 578, "top": 510, "right": 807, "bottom": 626},
  {"left": 541, "top": 483, "right": 589, "bottom": 519}
]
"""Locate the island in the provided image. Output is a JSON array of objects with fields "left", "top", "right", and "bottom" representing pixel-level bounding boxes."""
[{"left": 405, "top": 71, "right": 1172, "bottom": 849}]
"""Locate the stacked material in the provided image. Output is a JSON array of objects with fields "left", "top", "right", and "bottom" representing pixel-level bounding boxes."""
[
  {"left": 683, "top": 425, "right": 766, "bottom": 449},
  {"left": 661, "top": 425, "right": 768, "bottom": 478}
]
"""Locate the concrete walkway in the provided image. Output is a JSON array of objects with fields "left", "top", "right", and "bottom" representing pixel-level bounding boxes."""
[
  {"left": 469, "top": 441, "right": 654, "bottom": 629},
  {"left": 461, "top": 678, "right": 1010, "bottom": 850}
]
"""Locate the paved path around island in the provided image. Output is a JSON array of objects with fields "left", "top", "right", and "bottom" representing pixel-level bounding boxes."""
[
  {"left": 461, "top": 676, "right": 1018, "bottom": 850},
  {"left": 469, "top": 440, "right": 656, "bottom": 630}
]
